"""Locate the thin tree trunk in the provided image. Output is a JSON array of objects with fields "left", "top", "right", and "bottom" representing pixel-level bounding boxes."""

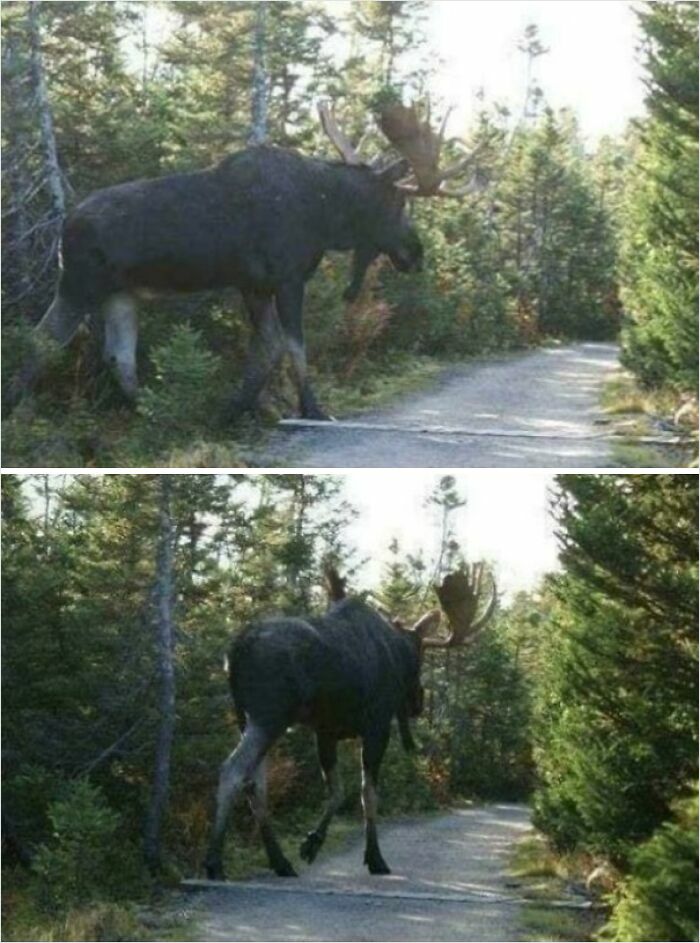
[
  {"left": 27, "top": 1, "right": 65, "bottom": 222},
  {"left": 249, "top": 2, "right": 268, "bottom": 145},
  {"left": 2, "top": 23, "right": 33, "bottom": 300},
  {"left": 144, "top": 475, "right": 176, "bottom": 873}
]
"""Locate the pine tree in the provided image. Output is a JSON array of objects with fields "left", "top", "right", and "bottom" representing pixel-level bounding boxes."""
[
  {"left": 533, "top": 475, "right": 698, "bottom": 860},
  {"left": 619, "top": 1, "right": 698, "bottom": 392}
]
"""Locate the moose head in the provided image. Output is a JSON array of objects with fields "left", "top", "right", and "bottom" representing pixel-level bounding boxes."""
[{"left": 318, "top": 99, "right": 489, "bottom": 301}]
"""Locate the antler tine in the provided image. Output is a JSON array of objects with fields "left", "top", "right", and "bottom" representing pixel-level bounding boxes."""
[
  {"left": 318, "top": 102, "right": 364, "bottom": 166},
  {"left": 469, "top": 577, "right": 498, "bottom": 633},
  {"left": 437, "top": 104, "right": 453, "bottom": 151}
]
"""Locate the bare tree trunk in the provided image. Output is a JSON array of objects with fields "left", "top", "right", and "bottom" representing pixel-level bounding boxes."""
[
  {"left": 249, "top": 2, "right": 268, "bottom": 145},
  {"left": 2, "top": 24, "right": 33, "bottom": 300},
  {"left": 27, "top": 1, "right": 65, "bottom": 223},
  {"left": 144, "top": 475, "right": 176, "bottom": 874}
]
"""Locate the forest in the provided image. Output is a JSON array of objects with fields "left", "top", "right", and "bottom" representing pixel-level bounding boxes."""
[
  {"left": 1, "top": 1, "right": 697, "bottom": 467},
  {"left": 2, "top": 472, "right": 697, "bottom": 942}
]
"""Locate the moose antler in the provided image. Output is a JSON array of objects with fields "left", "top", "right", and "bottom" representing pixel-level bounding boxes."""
[
  {"left": 422, "top": 563, "right": 497, "bottom": 648},
  {"left": 376, "top": 99, "right": 488, "bottom": 198},
  {"left": 318, "top": 102, "right": 365, "bottom": 165},
  {"left": 323, "top": 562, "right": 347, "bottom": 603}
]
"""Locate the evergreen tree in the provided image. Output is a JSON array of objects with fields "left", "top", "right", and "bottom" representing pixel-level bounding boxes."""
[
  {"left": 533, "top": 475, "right": 698, "bottom": 861},
  {"left": 619, "top": 1, "right": 698, "bottom": 392}
]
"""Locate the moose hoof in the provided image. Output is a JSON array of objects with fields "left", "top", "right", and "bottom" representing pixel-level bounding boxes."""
[
  {"left": 205, "top": 860, "right": 226, "bottom": 881},
  {"left": 301, "top": 407, "right": 334, "bottom": 422},
  {"left": 366, "top": 855, "right": 391, "bottom": 875},
  {"left": 300, "top": 830, "right": 324, "bottom": 863},
  {"left": 273, "top": 858, "right": 298, "bottom": 877}
]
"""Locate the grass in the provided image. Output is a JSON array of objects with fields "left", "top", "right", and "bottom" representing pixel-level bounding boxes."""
[
  {"left": 1, "top": 890, "right": 193, "bottom": 942},
  {"left": 508, "top": 833, "right": 606, "bottom": 943},
  {"left": 520, "top": 902, "right": 603, "bottom": 943},
  {"left": 315, "top": 354, "right": 444, "bottom": 417},
  {"left": 600, "top": 372, "right": 698, "bottom": 467}
]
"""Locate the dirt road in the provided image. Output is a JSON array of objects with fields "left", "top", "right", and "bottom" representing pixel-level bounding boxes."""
[
  {"left": 265, "top": 342, "right": 621, "bottom": 467},
  {"left": 185, "top": 805, "right": 532, "bottom": 942}
]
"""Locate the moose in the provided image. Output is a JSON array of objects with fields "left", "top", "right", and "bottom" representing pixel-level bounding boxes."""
[
  {"left": 17, "top": 101, "right": 486, "bottom": 420},
  {"left": 204, "top": 562, "right": 497, "bottom": 880}
]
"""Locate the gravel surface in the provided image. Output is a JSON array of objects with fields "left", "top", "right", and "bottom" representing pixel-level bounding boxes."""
[
  {"left": 185, "top": 804, "right": 532, "bottom": 942},
  {"left": 263, "top": 342, "right": 621, "bottom": 467}
]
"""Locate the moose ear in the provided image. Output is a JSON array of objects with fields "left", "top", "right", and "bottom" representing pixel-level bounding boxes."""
[
  {"left": 375, "top": 157, "right": 411, "bottom": 185},
  {"left": 410, "top": 609, "right": 441, "bottom": 639}
]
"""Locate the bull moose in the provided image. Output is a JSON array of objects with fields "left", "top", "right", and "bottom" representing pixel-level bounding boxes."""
[
  {"left": 18, "top": 101, "right": 486, "bottom": 420},
  {"left": 204, "top": 563, "right": 497, "bottom": 880}
]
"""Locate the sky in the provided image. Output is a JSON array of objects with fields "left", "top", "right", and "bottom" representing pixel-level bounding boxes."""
[
  {"left": 139, "top": 0, "right": 647, "bottom": 145},
  {"left": 427, "top": 0, "right": 646, "bottom": 142},
  {"left": 23, "top": 471, "right": 562, "bottom": 599},
  {"left": 340, "top": 470, "right": 561, "bottom": 596}
]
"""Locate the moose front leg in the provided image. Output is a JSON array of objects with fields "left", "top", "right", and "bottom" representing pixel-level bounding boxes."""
[
  {"left": 300, "top": 735, "right": 344, "bottom": 864},
  {"left": 361, "top": 729, "right": 391, "bottom": 875},
  {"left": 275, "top": 280, "right": 331, "bottom": 421},
  {"left": 229, "top": 293, "right": 285, "bottom": 420}
]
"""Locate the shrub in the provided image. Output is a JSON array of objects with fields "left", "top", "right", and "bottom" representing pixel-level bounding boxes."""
[
  {"left": 601, "top": 790, "right": 698, "bottom": 943},
  {"left": 31, "top": 780, "right": 122, "bottom": 911},
  {"left": 137, "top": 324, "right": 223, "bottom": 445}
]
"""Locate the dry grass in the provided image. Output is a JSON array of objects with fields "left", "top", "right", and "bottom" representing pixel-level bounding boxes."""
[{"left": 509, "top": 833, "right": 606, "bottom": 942}]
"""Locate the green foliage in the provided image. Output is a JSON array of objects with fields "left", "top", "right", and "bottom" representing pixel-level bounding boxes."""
[
  {"left": 601, "top": 790, "right": 698, "bottom": 943},
  {"left": 619, "top": 1, "right": 699, "bottom": 393},
  {"left": 376, "top": 734, "right": 440, "bottom": 813},
  {"left": 31, "top": 780, "right": 122, "bottom": 911},
  {"left": 531, "top": 476, "right": 698, "bottom": 864},
  {"left": 137, "top": 324, "right": 224, "bottom": 444}
]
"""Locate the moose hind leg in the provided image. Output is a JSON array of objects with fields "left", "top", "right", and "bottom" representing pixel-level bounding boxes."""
[
  {"left": 275, "top": 280, "right": 331, "bottom": 421},
  {"left": 204, "top": 722, "right": 271, "bottom": 880},
  {"left": 38, "top": 292, "right": 86, "bottom": 346},
  {"left": 103, "top": 293, "right": 138, "bottom": 399},
  {"left": 300, "top": 735, "right": 343, "bottom": 864},
  {"left": 248, "top": 759, "right": 296, "bottom": 877},
  {"left": 361, "top": 732, "right": 391, "bottom": 875}
]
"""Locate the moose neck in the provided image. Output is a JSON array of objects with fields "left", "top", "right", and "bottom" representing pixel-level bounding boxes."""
[{"left": 318, "top": 163, "right": 384, "bottom": 253}]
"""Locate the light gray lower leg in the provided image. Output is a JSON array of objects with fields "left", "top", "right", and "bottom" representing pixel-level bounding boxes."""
[
  {"left": 205, "top": 724, "right": 269, "bottom": 878},
  {"left": 286, "top": 338, "right": 330, "bottom": 420},
  {"left": 103, "top": 293, "right": 138, "bottom": 398}
]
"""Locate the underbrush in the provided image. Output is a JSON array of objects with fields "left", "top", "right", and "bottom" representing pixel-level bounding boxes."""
[
  {"left": 509, "top": 832, "right": 606, "bottom": 942},
  {"left": 1, "top": 345, "right": 444, "bottom": 468},
  {"left": 1, "top": 253, "right": 530, "bottom": 468},
  {"left": 1, "top": 892, "right": 184, "bottom": 943},
  {"left": 601, "top": 372, "right": 698, "bottom": 467}
]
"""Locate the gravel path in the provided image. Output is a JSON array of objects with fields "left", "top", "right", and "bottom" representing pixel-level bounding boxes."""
[
  {"left": 185, "top": 804, "right": 532, "bottom": 942},
  {"left": 263, "top": 342, "right": 621, "bottom": 467}
]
